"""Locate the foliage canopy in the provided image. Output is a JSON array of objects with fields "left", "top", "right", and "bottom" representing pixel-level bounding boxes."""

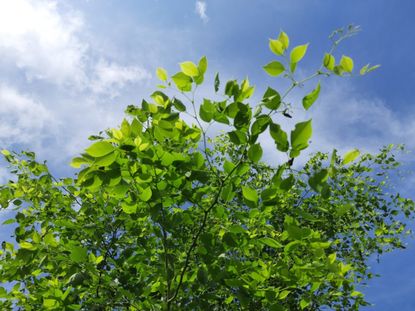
[{"left": 0, "top": 26, "right": 413, "bottom": 310}]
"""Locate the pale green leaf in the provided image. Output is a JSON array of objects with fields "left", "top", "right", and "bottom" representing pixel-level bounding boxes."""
[
  {"left": 269, "top": 39, "right": 284, "bottom": 55},
  {"left": 85, "top": 141, "right": 115, "bottom": 157},
  {"left": 340, "top": 55, "right": 354, "bottom": 73},
  {"left": 323, "top": 53, "right": 335, "bottom": 70},
  {"left": 290, "top": 43, "right": 308, "bottom": 63},
  {"left": 278, "top": 31, "right": 289, "bottom": 49},
  {"left": 263, "top": 61, "right": 285, "bottom": 77},
  {"left": 180, "top": 61, "right": 199, "bottom": 77},
  {"left": 156, "top": 67, "right": 168, "bottom": 81},
  {"left": 342, "top": 149, "right": 360, "bottom": 165}
]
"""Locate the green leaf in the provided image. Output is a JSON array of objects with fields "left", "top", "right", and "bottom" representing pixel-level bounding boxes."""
[
  {"left": 367, "top": 64, "right": 381, "bottom": 73},
  {"left": 122, "top": 202, "right": 137, "bottom": 214},
  {"left": 340, "top": 55, "right": 354, "bottom": 73},
  {"left": 198, "top": 56, "right": 208, "bottom": 75},
  {"left": 43, "top": 299, "right": 59, "bottom": 308},
  {"left": 248, "top": 143, "right": 263, "bottom": 163},
  {"left": 229, "top": 224, "right": 245, "bottom": 234},
  {"left": 278, "top": 31, "right": 289, "bottom": 49},
  {"left": 290, "top": 43, "right": 308, "bottom": 63},
  {"left": 94, "top": 151, "right": 117, "bottom": 167},
  {"left": 2, "top": 218, "right": 15, "bottom": 225},
  {"left": 302, "top": 82, "right": 321, "bottom": 110},
  {"left": 269, "top": 123, "right": 289, "bottom": 152},
  {"left": 290, "top": 119, "right": 312, "bottom": 155},
  {"left": 251, "top": 115, "right": 271, "bottom": 136},
  {"left": 139, "top": 187, "right": 152, "bottom": 202},
  {"left": 323, "top": 53, "right": 335, "bottom": 70},
  {"left": 1, "top": 149, "right": 11, "bottom": 156},
  {"left": 70, "top": 246, "right": 87, "bottom": 263},
  {"left": 156, "top": 67, "right": 168, "bottom": 81},
  {"left": 259, "top": 237, "right": 282, "bottom": 249},
  {"left": 228, "top": 130, "right": 246, "bottom": 145},
  {"left": 279, "top": 290, "right": 290, "bottom": 299},
  {"left": 269, "top": 39, "right": 284, "bottom": 55},
  {"left": 262, "top": 87, "right": 281, "bottom": 110},
  {"left": 180, "top": 61, "right": 199, "bottom": 77},
  {"left": 242, "top": 186, "right": 258, "bottom": 203},
  {"left": 221, "top": 184, "right": 234, "bottom": 202},
  {"left": 300, "top": 298, "right": 310, "bottom": 309},
  {"left": 172, "top": 72, "right": 192, "bottom": 91},
  {"left": 85, "top": 141, "right": 115, "bottom": 157},
  {"left": 360, "top": 63, "right": 380, "bottom": 75},
  {"left": 263, "top": 61, "right": 285, "bottom": 77},
  {"left": 342, "top": 149, "right": 360, "bottom": 165},
  {"left": 19, "top": 241, "right": 37, "bottom": 251},
  {"left": 172, "top": 98, "right": 186, "bottom": 112},
  {"left": 199, "top": 99, "right": 215, "bottom": 122},
  {"left": 214, "top": 73, "right": 220, "bottom": 92},
  {"left": 308, "top": 169, "right": 329, "bottom": 192}
]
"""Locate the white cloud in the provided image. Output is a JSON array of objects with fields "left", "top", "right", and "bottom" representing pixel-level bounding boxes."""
[
  {"left": 254, "top": 81, "right": 415, "bottom": 166},
  {"left": 0, "top": 0, "right": 153, "bottom": 161},
  {"left": 0, "top": 0, "right": 152, "bottom": 92},
  {"left": 0, "top": 0, "right": 87, "bottom": 87},
  {"left": 311, "top": 82, "right": 415, "bottom": 153},
  {"left": 91, "top": 59, "right": 152, "bottom": 97},
  {"left": 0, "top": 84, "right": 53, "bottom": 147},
  {"left": 195, "top": 1, "right": 209, "bottom": 23}
]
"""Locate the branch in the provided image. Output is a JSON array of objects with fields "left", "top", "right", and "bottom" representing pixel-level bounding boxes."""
[{"left": 168, "top": 150, "right": 246, "bottom": 303}]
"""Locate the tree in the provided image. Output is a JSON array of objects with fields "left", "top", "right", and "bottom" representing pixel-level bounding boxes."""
[{"left": 0, "top": 26, "right": 413, "bottom": 311}]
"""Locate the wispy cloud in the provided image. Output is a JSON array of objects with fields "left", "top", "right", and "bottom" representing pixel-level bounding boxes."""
[
  {"left": 91, "top": 59, "right": 152, "bottom": 97},
  {"left": 0, "top": 0, "right": 153, "bottom": 160},
  {"left": 195, "top": 1, "right": 208, "bottom": 23},
  {"left": 0, "top": 84, "right": 53, "bottom": 147},
  {"left": 0, "top": 0, "right": 87, "bottom": 87}
]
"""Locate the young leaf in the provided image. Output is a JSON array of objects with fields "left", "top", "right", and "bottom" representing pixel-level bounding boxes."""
[
  {"left": 302, "top": 82, "right": 321, "bottom": 110},
  {"left": 198, "top": 56, "right": 208, "bottom": 75},
  {"left": 340, "top": 55, "right": 354, "bottom": 73},
  {"left": 156, "top": 67, "right": 168, "bottom": 81},
  {"left": 85, "top": 141, "right": 115, "bottom": 157},
  {"left": 172, "top": 72, "right": 192, "bottom": 91},
  {"left": 323, "top": 53, "right": 335, "bottom": 70},
  {"left": 342, "top": 149, "right": 360, "bottom": 164},
  {"left": 263, "top": 61, "right": 285, "bottom": 77},
  {"left": 278, "top": 31, "right": 290, "bottom": 49},
  {"left": 180, "top": 61, "right": 199, "bottom": 77},
  {"left": 290, "top": 44, "right": 308, "bottom": 63},
  {"left": 269, "top": 39, "right": 284, "bottom": 55}
]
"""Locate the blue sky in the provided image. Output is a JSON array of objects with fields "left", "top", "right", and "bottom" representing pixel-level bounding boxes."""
[{"left": 0, "top": 1, "right": 414, "bottom": 309}]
